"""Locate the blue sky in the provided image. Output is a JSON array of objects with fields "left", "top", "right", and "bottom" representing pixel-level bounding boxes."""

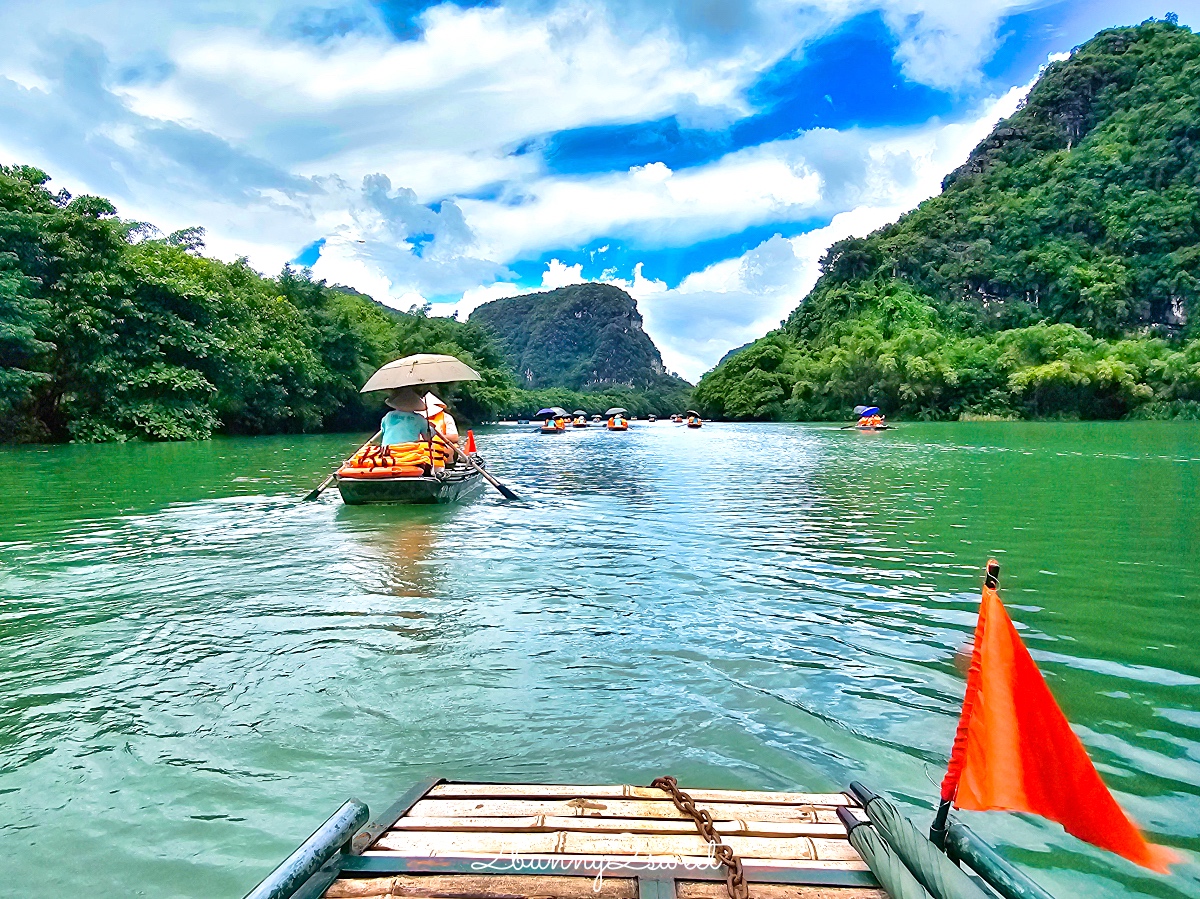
[{"left": 1, "top": 0, "right": 1197, "bottom": 379}]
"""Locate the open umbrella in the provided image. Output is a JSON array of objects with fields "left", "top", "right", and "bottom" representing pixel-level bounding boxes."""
[
  {"left": 858, "top": 406, "right": 881, "bottom": 417},
  {"left": 572, "top": 410, "right": 587, "bottom": 416},
  {"left": 535, "top": 408, "right": 558, "bottom": 418},
  {"left": 685, "top": 410, "right": 701, "bottom": 417},
  {"left": 605, "top": 407, "right": 627, "bottom": 416},
  {"left": 359, "top": 353, "right": 481, "bottom": 393}
]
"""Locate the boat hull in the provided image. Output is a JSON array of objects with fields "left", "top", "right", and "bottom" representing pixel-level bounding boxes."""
[{"left": 336, "top": 468, "right": 485, "bottom": 505}]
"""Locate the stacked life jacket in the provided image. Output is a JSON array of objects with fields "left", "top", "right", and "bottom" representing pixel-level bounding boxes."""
[{"left": 337, "top": 436, "right": 456, "bottom": 479}]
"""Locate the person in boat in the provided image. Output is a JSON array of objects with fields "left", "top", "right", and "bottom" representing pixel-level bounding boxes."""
[
  {"left": 423, "top": 392, "right": 459, "bottom": 439},
  {"left": 381, "top": 387, "right": 432, "bottom": 447},
  {"left": 422, "top": 392, "right": 460, "bottom": 468}
]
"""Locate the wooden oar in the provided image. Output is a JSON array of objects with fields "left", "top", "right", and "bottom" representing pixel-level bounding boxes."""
[
  {"left": 303, "top": 430, "right": 381, "bottom": 501},
  {"left": 437, "top": 434, "right": 519, "bottom": 501}
]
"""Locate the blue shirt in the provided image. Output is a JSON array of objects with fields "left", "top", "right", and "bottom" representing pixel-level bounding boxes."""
[{"left": 381, "top": 410, "right": 430, "bottom": 447}]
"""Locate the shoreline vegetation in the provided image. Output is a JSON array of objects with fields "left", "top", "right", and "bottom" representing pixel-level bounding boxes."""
[
  {"left": 695, "top": 20, "right": 1200, "bottom": 423},
  {"left": 0, "top": 167, "right": 690, "bottom": 444}
]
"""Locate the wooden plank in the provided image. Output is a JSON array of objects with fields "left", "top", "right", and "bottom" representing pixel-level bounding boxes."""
[
  {"left": 324, "top": 874, "right": 638, "bottom": 899},
  {"left": 390, "top": 817, "right": 846, "bottom": 839},
  {"left": 429, "top": 786, "right": 850, "bottom": 807},
  {"left": 677, "top": 884, "right": 884, "bottom": 899},
  {"left": 370, "top": 831, "right": 860, "bottom": 861},
  {"left": 407, "top": 800, "right": 839, "bottom": 825}
]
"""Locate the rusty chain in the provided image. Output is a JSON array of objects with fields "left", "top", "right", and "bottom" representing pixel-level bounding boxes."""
[{"left": 650, "top": 776, "right": 749, "bottom": 899}]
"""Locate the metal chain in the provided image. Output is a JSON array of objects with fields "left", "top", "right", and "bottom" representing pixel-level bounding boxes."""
[{"left": 651, "top": 776, "right": 749, "bottom": 899}]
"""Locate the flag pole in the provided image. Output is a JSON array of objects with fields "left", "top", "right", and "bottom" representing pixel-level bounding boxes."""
[{"left": 931, "top": 559, "right": 1000, "bottom": 850}]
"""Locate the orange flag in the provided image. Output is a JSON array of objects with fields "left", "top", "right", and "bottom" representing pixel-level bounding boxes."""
[
  {"left": 465, "top": 430, "right": 477, "bottom": 454},
  {"left": 941, "top": 565, "right": 1178, "bottom": 873}
]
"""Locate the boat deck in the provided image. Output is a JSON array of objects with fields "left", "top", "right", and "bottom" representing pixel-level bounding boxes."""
[{"left": 325, "top": 781, "right": 882, "bottom": 899}]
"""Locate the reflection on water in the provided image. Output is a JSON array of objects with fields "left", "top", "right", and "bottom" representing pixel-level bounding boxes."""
[{"left": 0, "top": 422, "right": 1197, "bottom": 899}]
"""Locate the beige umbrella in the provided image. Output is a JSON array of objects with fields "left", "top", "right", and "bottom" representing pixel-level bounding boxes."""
[{"left": 359, "top": 353, "right": 482, "bottom": 393}]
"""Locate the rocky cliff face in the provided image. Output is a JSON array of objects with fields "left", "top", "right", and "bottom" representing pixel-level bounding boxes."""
[{"left": 468, "top": 283, "right": 689, "bottom": 390}]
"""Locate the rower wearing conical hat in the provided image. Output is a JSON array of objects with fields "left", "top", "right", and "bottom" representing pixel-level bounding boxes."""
[{"left": 381, "top": 387, "right": 432, "bottom": 448}]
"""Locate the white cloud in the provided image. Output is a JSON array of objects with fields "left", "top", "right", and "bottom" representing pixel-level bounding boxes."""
[
  {"left": 541, "top": 259, "right": 588, "bottom": 289},
  {"left": 873, "top": 0, "right": 1035, "bottom": 90},
  {"left": 463, "top": 154, "right": 823, "bottom": 262}
]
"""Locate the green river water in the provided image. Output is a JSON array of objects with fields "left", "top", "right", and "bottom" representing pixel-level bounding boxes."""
[{"left": 0, "top": 422, "right": 1197, "bottom": 898}]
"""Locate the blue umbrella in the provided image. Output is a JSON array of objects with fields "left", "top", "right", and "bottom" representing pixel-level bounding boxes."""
[
  {"left": 535, "top": 408, "right": 557, "bottom": 417},
  {"left": 858, "top": 406, "right": 880, "bottom": 417}
]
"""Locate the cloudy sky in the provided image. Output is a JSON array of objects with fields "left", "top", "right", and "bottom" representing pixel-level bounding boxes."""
[{"left": 2, "top": 0, "right": 1197, "bottom": 379}]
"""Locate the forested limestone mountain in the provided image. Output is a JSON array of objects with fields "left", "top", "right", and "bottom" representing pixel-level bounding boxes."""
[
  {"left": 696, "top": 19, "right": 1200, "bottom": 421},
  {"left": 468, "top": 283, "right": 693, "bottom": 408}
]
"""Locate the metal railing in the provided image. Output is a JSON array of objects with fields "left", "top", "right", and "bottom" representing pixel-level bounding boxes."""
[{"left": 244, "top": 799, "right": 369, "bottom": 899}]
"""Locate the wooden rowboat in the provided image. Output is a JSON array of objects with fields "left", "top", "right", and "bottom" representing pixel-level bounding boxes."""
[
  {"left": 245, "top": 779, "right": 1054, "bottom": 899},
  {"left": 336, "top": 465, "right": 485, "bottom": 505}
]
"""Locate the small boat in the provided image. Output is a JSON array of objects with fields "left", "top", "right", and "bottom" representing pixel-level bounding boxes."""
[
  {"left": 605, "top": 407, "right": 630, "bottom": 431},
  {"left": 591, "top": 414, "right": 602, "bottom": 422},
  {"left": 685, "top": 409, "right": 702, "bottom": 428},
  {"left": 670, "top": 413, "right": 683, "bottom": 423},
  {"left": 537, "top": 407, "right": 568, "bottom": 434},
  {"left": 648, "top": 414, "right": 657, "bottom": 422},
  {"left": 571, "top": 410, "right": 589, "bottom": 428},
  {"left": 337, "top": 463, "right": 485, "bottom": 505},
  {"left": 323, "top": 353, "right": 488, "bottom": 506},
  {"left": 854, "top": 405, "right": 889, "bottom": 430}
]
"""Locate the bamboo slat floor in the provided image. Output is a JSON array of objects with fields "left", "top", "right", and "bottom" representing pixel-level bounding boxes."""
[{"left": 327, "top": 782, "right": 883, "bottom": 899}]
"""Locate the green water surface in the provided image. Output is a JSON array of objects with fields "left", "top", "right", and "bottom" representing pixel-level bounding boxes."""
[{"left": 0, "top": 422, "right": 1197, "bottom": 898}]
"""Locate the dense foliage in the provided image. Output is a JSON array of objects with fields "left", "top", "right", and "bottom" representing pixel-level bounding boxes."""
[
  {"left": 696, "top": 20, "right": 1200, "bottom": 421},
  {"left": 0, "top": 164, "right": 517, "bottom": 442}
]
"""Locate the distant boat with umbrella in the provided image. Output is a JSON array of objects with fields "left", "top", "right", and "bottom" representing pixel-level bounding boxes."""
[
  {"left": 853, "top": 405, "right": 889, "bottom": 430},
  {"left": 537, "top": 407, "right": 568, "bottom": 433},
  {"left": 606, "top": 407, "right": 629, "bottom": 431},
  {"left": 571, "top": 410, "right": 590, "bottom": 427},
  {"left": 685, "top": 410, "right": 702, "bottom": 428}
]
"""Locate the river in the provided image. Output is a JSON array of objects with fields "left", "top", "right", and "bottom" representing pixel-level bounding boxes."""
[{"left": 0, "top": 422, "right": 1197, "bottom": 898}]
